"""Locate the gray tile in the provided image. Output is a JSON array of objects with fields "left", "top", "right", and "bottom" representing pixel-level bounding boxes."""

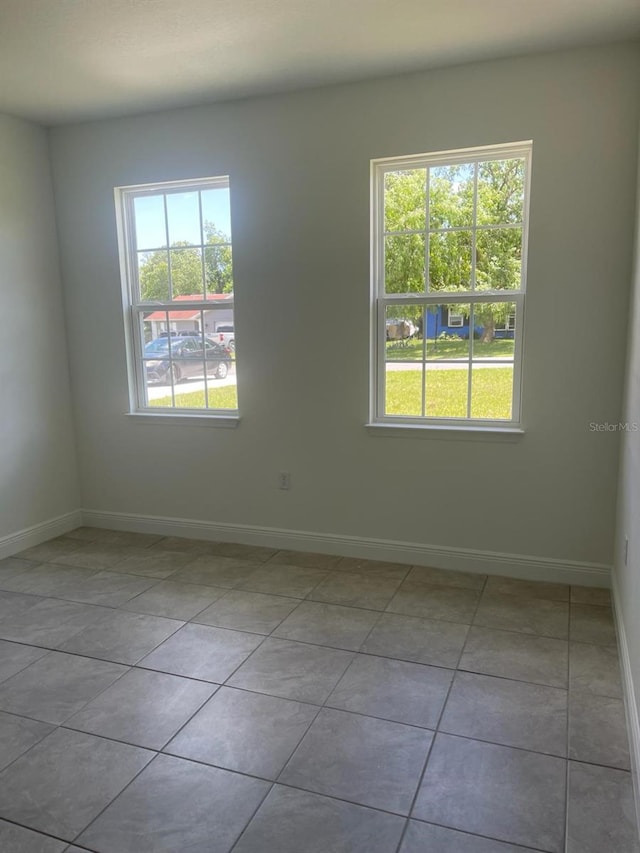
[
  {"left": 440, "top": 671, "right": 567, "bottom": 756},
  {"left": 0, "top": 711, "right": 54, "bottom": 770},
  {"left": 332, "top": 556, "right": 410, "bottom": 579},
  {"left": 49, "top": 570, "right": 157, "bottom": 607},
  {"left": 0, "top": 558, "right": 40, "bottom": 589},
  {"left": 151, "top": 536, "right": 218, "bottom": 554},
  {"left": 228, "top": 638, "right": 353, "bottom": 703},
  {"left": 361, "top": 612, "right": 469, "bottom": 668},
  {"left": 459, "top": 626, "right": 569, "bottom": 688},
  {"left": 571, "top": 586, "right": 611, "bottom": 606},
  {"left": 206, "top": 541, "right": 277, "bottom": 562},
  {"left": 1, "top": 564, "right": 96, "bottom": 597},
  {"left": 272, "top": 602, "right": 379, "bottom": 651},
  {"left": 567, "top": 761, "right": 640, "bottom": 853},
  {"left": 413, "top": 733, "right": 566, "bottom": 853},
  {"left": 64, "top": 527, "right": 105, "bottom": 542},
  {"left": 17, "top": 537, "right": 82, "bottom": 563},
  {"left": 327, "top": 654, "right": 452, "bottom": 728},
  {"left": 0, "top": 819, "right": 66, "bottom": 852},
  {"left": 77, "top": 753, "right": 269, "bottom": 853},
  {"left": 238, "top": 564, "right": 328, "bottom": 598},
  {"left": 192, "top": 590, "right": 298, "bottom": 634},
  {"left": 65, "top": 667, "right": 215, "bottom": 749},
  {"left": 140, "top": 623, "right": 262, "bottom": 682},
  {"left": 268, "top": 549, "right": 341, "bottom": 570},
  {"left": 108, "top": 549, "right": 195, "bottom": 579},
  {"left": 51, "top": 543, "right": 130, "bottom": 571},
  {"left": 89, "top": 530, "right": 163, "bottom": 549},
  {"left": 0, "top": 590, "right": 43, "bottom": 620},
  {"left": 59, "top": 610, "right": 182, "bottom": 664},
  {"left": 0, "top": 651, "right": 127, "bottom": 724},
  {"left": 0, "top": 597, "right": 109, "bottom": 648},
  {"left": 281, "top": 707, "right": 432, "bottom": 814},
  {"left": 400, "top": 820, "right": 537, "bottom": 853},
  {"left": 167, "top": 686, "right": 317, "bottom": 778},
  {"left": 121, "top": 580, "right": 225, "bottom": 620},
  {"left": 570, "top": 603, "right": 616, "bottom": 645},
  {"left": 307, "top": 571, "right": 402, "bottom": 610},
  {"left": 174, "top": 555, "right": 264, "bottom": 588},
  {"left": 0, "top": 639, "right": 49, "bottom": 683},
  {"left": 407, "top": 565, "right": 486, "bottom": 590},
  {"left": 484, "top": 576, "right": 570, "bottom": 601},
  {"left": 569, "top": 693, "right": 630, "bottom": 769},
  {"left": 569, "top": 642, "right": 622, "bottom": 698},
  {"left": 0, "top": 587, "right": 43, "bottom": 612},
  {"left": 0, "top": 728, "right": 152, "bottom": 841},
  {"left": 233, "top": 785, "right": 405, "bottom": 853},
  {"left": 387, "top": 581, "right": 479, "bottom": 623},
  {"left": 474, "top": 592, "right": 569, "bottom": 639}
]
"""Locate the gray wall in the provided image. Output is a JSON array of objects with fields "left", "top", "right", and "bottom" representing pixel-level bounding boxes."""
[
  {"left": 615, "top": 126, "right": 640, "bottom": 746},
  {"left": 0, "top": 114, "right": 79, "bottom": 538},
  {"left": 49, "top": 43, "right": 639, "bottom": 567}
]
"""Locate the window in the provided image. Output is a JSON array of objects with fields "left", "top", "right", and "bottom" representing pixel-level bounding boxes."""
[
  {"left": 371, "top": 142, "right": 531, "bottom": 428},
  {"left": 116, "top": 177, "right": 237, "bottom": 418},
  {"left": 447, "top": 309, "right": 464, "bottom": 328}
]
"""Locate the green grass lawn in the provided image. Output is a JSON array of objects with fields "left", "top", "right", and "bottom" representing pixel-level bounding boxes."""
[
  {"left": 151, "top": 366, "right": 512, "bottom": 419},
  {"left": 385, "top": 366, "right": 513, "bottom": 419},
  {"left": 151, "top": 384, "right": 238, "bottom": 409},
  {"left": 386, "top": 337, "right": 514, "bottom": 361}
]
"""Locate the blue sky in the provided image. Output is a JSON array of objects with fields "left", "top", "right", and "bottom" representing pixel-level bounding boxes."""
[{"left": 134, "top": 187, "right": 232, "bottom": 251}]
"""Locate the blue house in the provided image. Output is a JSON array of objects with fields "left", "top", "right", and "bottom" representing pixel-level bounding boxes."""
[{"left": 425, "top": 306, "right": 516, "bottom": 340}]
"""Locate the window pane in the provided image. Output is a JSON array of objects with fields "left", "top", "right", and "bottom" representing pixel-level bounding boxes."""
[
  {"left": 474, "top": 301, "right": 516, "bottom": 356},
  {"left": 201, "top": 187, "right": 232, "bottom": 241},
  {"left": 425, "top": 362, "right": 469, "bottom": 418},
  {"left": 475, "top": 228, "right": 522, "bottom": 291},
  {"left": 166, "top": 192, "right": 201, "bottom": 246},
  {"left": 477, "top": 158, "right": 525, "bottom": 226},
  {"left": 385, "top": 306, "right": 423, "bottom": 362},
  {"left": 205, "top": 244, "right": 233, "bottom": 295},
  {"left": 133, "top": 195, "right": 166, "bottom": 250},
  {"left": 384, "top": 234, "right": 425, "bottom": 293},
  {"left": 471, "top": 364, "right": 514, "bottom": 419},
  {"left": 138, "top": 251, "right": 169, "bottom": 302},
  {"left": 425, "top": 304, "right": 470, "bottom": 361},
  {"left": 384, "top": 169, "right": 426, "bottom": 232},
  {"left": 141, "top": 307, "right": 237, "bottom": 411},
  {"left": 429, "top": 164, "right": 474, "bottom": 230},
  {"left": 169, "top": 247, "right": 204, "bottom": 298},
  {"left": 384, "top": 365, "right": 423, "bottom": 416},
  {"left": 428, "top": 231, "right": 472, "bottom": 291}
]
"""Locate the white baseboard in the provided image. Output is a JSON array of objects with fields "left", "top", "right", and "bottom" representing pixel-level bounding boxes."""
[
  {"left": 0, "top": 510, "right": 83, "bottom": 561},
  {"left": 612, "top": 572, "right": 640, "bottom": 831},
  {"left": 81, "top": 508, "right": 611, "bottom": 587}
]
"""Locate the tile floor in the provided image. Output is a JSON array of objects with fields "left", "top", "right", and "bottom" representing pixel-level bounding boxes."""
[{"left": 0, "top": 527, "right": 636, "bottom": 852}]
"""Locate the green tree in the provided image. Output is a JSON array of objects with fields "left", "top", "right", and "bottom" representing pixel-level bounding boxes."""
[
  {"left": 139, "top": 223, "right": 233, "bottom": 301},
  {"left": 384, "top": 159, "right": 524, "bottom": 342},
  {"left": 203, "top": 225, "right": 233, "bottom": 294}
]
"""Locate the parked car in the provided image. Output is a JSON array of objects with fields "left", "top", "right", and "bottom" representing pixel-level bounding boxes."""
[
  {"left": 214, "top": 324, "right": 235, "bottom": 351},
  {"left": 144, "top": 336, "right": 232, "bottom": 385}
]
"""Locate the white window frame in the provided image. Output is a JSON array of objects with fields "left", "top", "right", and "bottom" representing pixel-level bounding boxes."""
[
  {"left": 369, "top": 141, "right": 531, "bottom": 431},
  {"left": 447, "top": 309, "right": 465, "bottom": 328},
  {"left": 115, "top": 176, "right": 238, "bottom": 424}
]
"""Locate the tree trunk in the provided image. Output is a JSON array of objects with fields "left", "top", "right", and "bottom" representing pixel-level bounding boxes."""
[{"left": 480, "top": 316, "right": 495, "bottom": 343}]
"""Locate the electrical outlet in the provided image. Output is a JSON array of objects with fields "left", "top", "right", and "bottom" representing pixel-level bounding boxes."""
[
  {"left": 277, "top": 472, "right": 291, "bottom": 490},
  {"left": 625, "top": 535, "right": 629, "bottom": 567}
]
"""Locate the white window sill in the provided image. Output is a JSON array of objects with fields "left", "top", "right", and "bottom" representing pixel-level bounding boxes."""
[
  {"left": 365, "top": 422, "right": 524, "bottom": 441},
  {"left": 126, "top": 412, "right": 240, "bottom": 428}
]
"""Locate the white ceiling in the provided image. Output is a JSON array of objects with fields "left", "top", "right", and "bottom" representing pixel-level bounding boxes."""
[{"left": 1, "top": 0, "right": 639, "bottom": 126}]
